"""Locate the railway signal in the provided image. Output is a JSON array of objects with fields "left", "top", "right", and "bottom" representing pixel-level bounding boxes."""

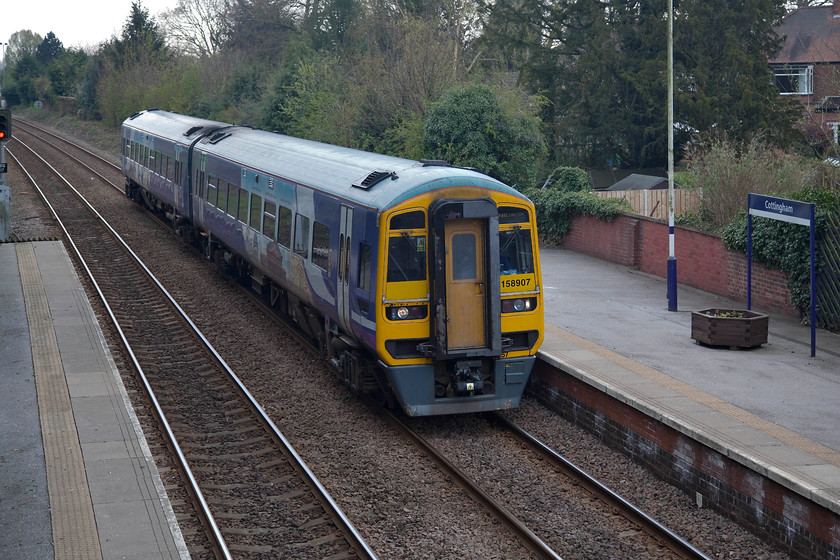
[{"left": 0, "top": 109, "right": 10, "bottom": 142}]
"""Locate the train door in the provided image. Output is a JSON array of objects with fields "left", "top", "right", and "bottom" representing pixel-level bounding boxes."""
[
  {"left": 444, "top": 219, "right": 486, "bottom": 350},
  {"left": 337, "top": 205, "right": 353, "bottom": 333}
]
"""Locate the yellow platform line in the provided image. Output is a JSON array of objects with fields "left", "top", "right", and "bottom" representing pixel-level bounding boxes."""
[{"left": 16, "top": 243, "right": 103, "bottom": 560}]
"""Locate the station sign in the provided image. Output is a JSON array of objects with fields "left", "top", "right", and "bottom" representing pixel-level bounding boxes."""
[{"left": 747, "top": 193, "right": 816, "bottom": 357}]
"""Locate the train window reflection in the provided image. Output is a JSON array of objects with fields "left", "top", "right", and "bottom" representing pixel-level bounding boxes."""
[
  {"left": 387, "top": 234, "right": 426, "bottom": 282},
  {"left": 500, "top": 228, "right": 534, "bottom": 276},
  {"left": 452, "top": 233, "right": 477, "bottom": 280}
]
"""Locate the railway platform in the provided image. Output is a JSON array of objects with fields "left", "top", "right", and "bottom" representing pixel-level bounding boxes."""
[
  {"left": 0, "top": 241, "right": 188, "bottom": 560},
  {"left": 536, "top": 247, "right": 840, "bottom": 525}
]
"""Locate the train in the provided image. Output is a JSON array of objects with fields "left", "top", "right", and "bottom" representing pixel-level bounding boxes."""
[{"left": 121, "top": 109, "right": 544, "bottom": 415}]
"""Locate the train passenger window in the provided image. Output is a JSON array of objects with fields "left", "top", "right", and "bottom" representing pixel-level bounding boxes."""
[
  {"left": 217, "top": 181, "right": 228, "bottom": 213},
  {"left": 238, "top": 189, "right": 249, "bottom": 223},
  {"left": 312, "top": 221, "right": 330, "bottom": 271},
  {"left": 250, "top": 194, "right": 262, "bottom": 230},
  {"left": 143, "top": 146, "right": 149, "bottom": 168},
  {"left": 207, "top": 177, "right": 218, "bottom": 206},
  {"left": 294, "top": 214, "right": 310, "bottom": 259},
  {"left": 263, "top": 202, "right": 277, "bottom": 241},
  {"left": 387, "top": 234, "right": 426, "bottom": 282},
  {"left": 227, "top": 184, "right": 239, "bottom": 218},
  {"left": 359, "top": 243, "right": 372, "bottom": 293},
  {"left": 499, "top": 227, "right": 535, "bottom": 276},
  {"left": 277, "top": 206, "right": 292, "bottom": 248}
]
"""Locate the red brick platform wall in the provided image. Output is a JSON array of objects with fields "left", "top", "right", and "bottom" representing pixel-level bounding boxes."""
[
  {"left": 529, "top": 362, "right": 840, "bottom": 560},
  {"left": 560, "top": 214, "right": 798, "bottom": 317}
]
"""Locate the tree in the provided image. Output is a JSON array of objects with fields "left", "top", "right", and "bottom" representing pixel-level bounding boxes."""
[
  {"left": 101, "top": 1, "right": 169, "bottom": 69},
  {"left": 5, "top": 30, "right": 43, "bottom": 68},
  {"left": 479, "top": 0, "right": 800, "bottom": 169},
  {"left": 36, "top": 32, "right": 65, "bottom": 66},
  {"left": 424, "top": 84, "right": 546, "bottom": 189},
  {"left": 161, "top": 0, "right": 226, "bottom": 57}
]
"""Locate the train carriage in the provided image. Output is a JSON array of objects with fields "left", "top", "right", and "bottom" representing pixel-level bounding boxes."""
[{"left": 122, "top": 109, "right": 543, "bottom": 416}]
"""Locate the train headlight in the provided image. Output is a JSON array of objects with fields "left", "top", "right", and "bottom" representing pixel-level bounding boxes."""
[
  {"left": 388, "top": 305, "right": 428, "bottom": 321},
  {"left": 502, "top": 297, "right": 536, "bottom": 314}
]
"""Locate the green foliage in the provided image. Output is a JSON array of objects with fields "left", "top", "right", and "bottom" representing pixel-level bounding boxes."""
[
  {"left": 721, "top": 187, "right": 838, "bottom": 314},
  {"left": 687, "top": 135, "right": 812, "bottom": 229},
  {"left": 479, "top": 0, "right": 799, "bottom": 169},
  {"left": 527, "top": 189, "right": 631, "bottom": 244},
  {"left": 424, "top": 84, "right": 546, "bottom": 189},
  {"left": 542, "top": 166, "right": 590, "bottom": 192}
]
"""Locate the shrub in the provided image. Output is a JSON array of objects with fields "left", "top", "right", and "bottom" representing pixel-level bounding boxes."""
[
  {"left": 721, "top": 186, "right": 838, "bottom": 315},
  {"left": 687, "top": 135, "right": 812, "bottom": 229},
  {"left": 528, "top": 189, "right": 630, "bottom": 244}
]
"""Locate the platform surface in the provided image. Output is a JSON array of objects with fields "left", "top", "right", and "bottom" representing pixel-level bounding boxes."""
[
  {"left": 537, "top": 247, "right": 840, "bottom": 513},
  {"left": 0, "top": 241, "right": 188, "bottom": 560}
]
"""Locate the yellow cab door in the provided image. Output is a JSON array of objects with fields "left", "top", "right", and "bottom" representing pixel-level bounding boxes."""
[{"left": 445, "top": 219, "right": 486, "bottom": 350}]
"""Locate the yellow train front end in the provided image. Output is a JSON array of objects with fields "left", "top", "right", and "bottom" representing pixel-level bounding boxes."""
[{"left": 374, "top": 186, "right": 544, "bottom": 416}]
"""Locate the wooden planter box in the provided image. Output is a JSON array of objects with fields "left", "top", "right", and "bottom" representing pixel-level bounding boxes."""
[{"left": 691, "top": 309, "right": 769, "bottom": 348}]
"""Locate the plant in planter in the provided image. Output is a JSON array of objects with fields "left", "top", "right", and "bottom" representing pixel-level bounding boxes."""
[{"left": 691, "top": 308, "right": 769, "bottom": 348}]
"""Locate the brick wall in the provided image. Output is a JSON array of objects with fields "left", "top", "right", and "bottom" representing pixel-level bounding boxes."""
[
  {"left": 560, "top": 213, "right": 799, "bottom": 317},
  {"left": 529, "top": 362, "right": 840, "bottom": 560}
]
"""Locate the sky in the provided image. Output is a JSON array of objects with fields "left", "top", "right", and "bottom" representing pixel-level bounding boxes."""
[{"left": 1, "top": 0, "right": 178, "bottom": 53}]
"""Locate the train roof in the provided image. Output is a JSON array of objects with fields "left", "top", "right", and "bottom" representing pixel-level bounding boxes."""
[{"left": 123, "top": 109, "right": 530, "bottom": 212}]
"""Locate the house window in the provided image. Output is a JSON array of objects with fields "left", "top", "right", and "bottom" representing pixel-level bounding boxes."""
[{"left": 774, "top": 65, "right": 813, "bottom": 95}]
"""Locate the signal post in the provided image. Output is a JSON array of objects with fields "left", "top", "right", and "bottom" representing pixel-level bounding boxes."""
[{"left": 0, "top": 108, "right": 11, "bottom": 242}]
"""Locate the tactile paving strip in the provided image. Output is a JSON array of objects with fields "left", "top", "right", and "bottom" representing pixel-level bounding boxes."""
[{"left": 16, "top": 242, "right": 103, "bottom": 560}]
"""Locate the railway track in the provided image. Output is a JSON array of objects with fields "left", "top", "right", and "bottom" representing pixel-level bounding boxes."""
[
  {"left": 8, "top": 124, "right": 377, "bottom": 559},
  {"left": 6, "top": 119, "right": 771, "bottom": 559}
]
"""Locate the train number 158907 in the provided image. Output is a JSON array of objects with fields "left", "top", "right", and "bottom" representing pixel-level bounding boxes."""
[{"left": 501, "top": 277, "right": 531, "bottom": 289}]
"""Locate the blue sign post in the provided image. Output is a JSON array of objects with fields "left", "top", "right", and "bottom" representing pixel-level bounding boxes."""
[{"left": 747, "top": 193, "right": 817, "bottom": 357}]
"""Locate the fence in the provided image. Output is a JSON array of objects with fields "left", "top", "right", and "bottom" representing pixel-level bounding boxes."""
[
  {"left": 595, "top": 189, "right": 701, "bottom": 220},
  {"left": 817, "top": 212, "right": 840, "bottom": 331}
]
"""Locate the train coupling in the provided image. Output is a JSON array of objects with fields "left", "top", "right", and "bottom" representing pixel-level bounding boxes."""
[{"left": 452, "top": 360, "right": 491, "bottom": 396}]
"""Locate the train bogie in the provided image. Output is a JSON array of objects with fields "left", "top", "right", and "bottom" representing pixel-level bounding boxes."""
[{"left": 121, "top": 109, "right": 543, "bottom": 416}]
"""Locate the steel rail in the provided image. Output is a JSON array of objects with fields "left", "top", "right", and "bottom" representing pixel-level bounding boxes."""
[
  {"left": 9, "top": 139, "right": 378, "bottom": 560},
  {"left": 491, "top": 412, "right": 713, "bottom": 560},
  {"left": 379, "top": 408, "right": 565, "bottom": 560}
]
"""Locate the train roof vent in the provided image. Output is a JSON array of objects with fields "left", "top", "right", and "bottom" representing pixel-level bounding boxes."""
[
  {"left": 352, "top": 170, "right": 398, "bottom": 190},
  {"left": 420, "top": 159, "right": 452, "bottom": 167},
  {"left": 184, "top": 126, "right": 204, "bottom": 136},
  {"left": 206, "top": 131, "right": 232, "bottom": 144}
]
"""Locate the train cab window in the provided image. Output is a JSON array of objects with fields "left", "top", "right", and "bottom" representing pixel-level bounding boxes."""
[
  {"left": 238, "top": 189, "right": 250, "bottom": 223},
  {"left": 387, "top": 211, "right": 426, "bottom": 283},
  {"left": 227, "top": 184, "right": 239, "bottom": 218},
  {"left": 312, "top": 221, "right": 330, "bottom": 271},
  {"left": 263, "top": 202, "right": 277, "bottom": 241},
  {"left": 498, "top": 206, "right": 535, "bottom": 276},
  {"left": 250, "top": 194, "right": 262, "bottom": 230},
  {"left": 294, "top": 213, "right": 310, "bottom": 259},
  {"left": 277, "top": 206, "right": 292, "bottom": 248}
]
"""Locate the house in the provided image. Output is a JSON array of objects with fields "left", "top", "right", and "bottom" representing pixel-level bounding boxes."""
[
  {"left": 602, "top": 173, "right": 670, "bottom": 191},
  {"left": 770, "top": 1, "right": 840, "bottom": 141}
]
